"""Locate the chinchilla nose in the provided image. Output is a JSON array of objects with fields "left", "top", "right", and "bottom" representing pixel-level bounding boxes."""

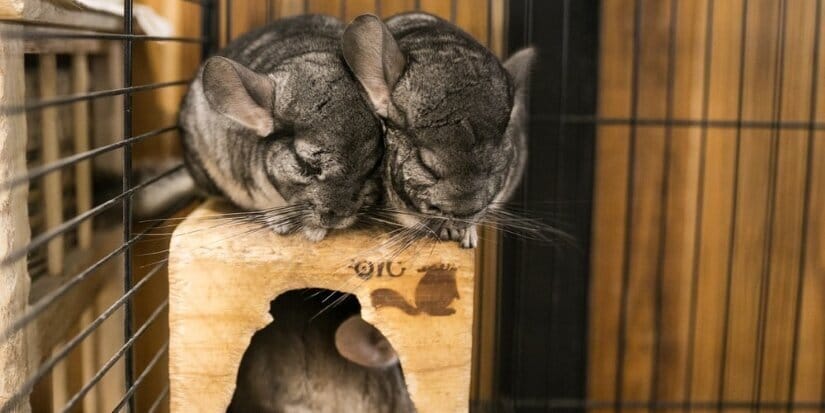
[{"left": 317, "top": 207, "right": 352, "bottom": 227}]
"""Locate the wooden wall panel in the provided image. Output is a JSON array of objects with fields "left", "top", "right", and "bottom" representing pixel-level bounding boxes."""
[{"left": 590, "top": 0, "right": 824, "bottom": 408}]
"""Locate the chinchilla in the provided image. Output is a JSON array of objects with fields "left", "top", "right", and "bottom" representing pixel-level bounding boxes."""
[
  {"left": 228, "top": 290, "right": 415, "bottom": 413},
  {"left": 179, "top": 14, "right": 383, "bottom": 241},
  {"left": 342, "top": 13, "right": 535, "bottom": 248}
]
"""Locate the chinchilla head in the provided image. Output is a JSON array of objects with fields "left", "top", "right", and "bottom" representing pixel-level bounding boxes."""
[
  {"left": 342, "top": 13, "right": 535, "bottom": 235},
  {"left": 194, "top": 51, "right": 383, "bottom": 237}
]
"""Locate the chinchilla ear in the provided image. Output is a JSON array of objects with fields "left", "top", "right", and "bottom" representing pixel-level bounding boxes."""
[
  {"left": 334, "top": 315, "right": 399, "bottom": 368},
  {"left": 503, "top": 47, "right": 536, "bottom": 103},
  {"left": 202, "top": 56, "right": 275, "bottom": 137},
  {"left": 495, "top": 47, "right": 536, "bottom": 204},
  {"left": 342, "top": 14, "right": 406, "bottom": 118}
]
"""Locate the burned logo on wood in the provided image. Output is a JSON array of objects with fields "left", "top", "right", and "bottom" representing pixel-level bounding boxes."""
[{"left": 370, "top": 264, "right": 460, "bottom": 316}]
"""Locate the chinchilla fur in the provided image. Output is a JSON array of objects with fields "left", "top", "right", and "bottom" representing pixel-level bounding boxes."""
[
  {"left": 180, "top": 15, "right": 383, "bottom": 241},
  {"left": 342, "top": 12, "right": 535, "bottom": 248}
]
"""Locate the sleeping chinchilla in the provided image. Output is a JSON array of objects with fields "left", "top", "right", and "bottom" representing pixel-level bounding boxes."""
[
  {"left": 342, "top": 13, "right": 535, "bottom": 248},
  {"left": 178, "top": 15, "right": 384, "bottom": 242},
  {"left": 227, "top": 290, "right": 415, "bottom": 413}
]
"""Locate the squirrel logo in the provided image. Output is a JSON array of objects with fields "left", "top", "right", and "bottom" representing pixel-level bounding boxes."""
[{"left": 370, "top": 264, "right": 460, "bottom": 316}]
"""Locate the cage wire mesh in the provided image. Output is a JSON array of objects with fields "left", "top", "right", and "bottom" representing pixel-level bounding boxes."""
[{"left": 0, "top": 0, "right": 823, "bottom": 412}]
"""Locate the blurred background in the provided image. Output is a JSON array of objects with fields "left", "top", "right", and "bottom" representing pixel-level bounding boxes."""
[{"left": 0, "top": 0, "right": 822, "bottom": 412}]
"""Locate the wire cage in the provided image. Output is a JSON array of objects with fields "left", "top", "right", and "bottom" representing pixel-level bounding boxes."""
[{"left": 0, "top": 0, "right": 823, "bottom": 412}]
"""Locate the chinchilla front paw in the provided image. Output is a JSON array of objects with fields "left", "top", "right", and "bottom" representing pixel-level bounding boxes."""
[
  {"left": 459, "top": 226, "right": 478, "bottom": 249},
  {"left": 303, "top": 227, "right": 328, "bottom": 242}
]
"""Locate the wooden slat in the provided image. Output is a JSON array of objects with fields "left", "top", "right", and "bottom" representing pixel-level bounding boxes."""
[
  {"left": 378, "top": 0, "right": 415, "bottom": 17},
  {"left": 721, "top": 0, "right": 780, "bottom": 404},
  {"left": 277, "top": 0, "right": 306, "bottom": 18},
  {"left": 589, "top": 0, "right": 636, "bottom": 406},
  {"left": 589, "top": 124, "right": 631, "bottom": 407},
  {"left": 344, "top": 0, "right": 376, "bottom": 22},
  {"left": 688, "top": 129, "right": 737, "bottom": 402},
  {"left": 38, "top": 53, "right": 63, "bottom": 277},
  {"left": 619, "top": 3, "right": 672, "bottom": 409},
  {"left": 72, "top": 54, "right": 92, "bottom": 249},
  {"left": 455, "top": 0, "right": 488, "bottom": 43},
  {"left": 651, "top": 0, "right": 708, "bottom": 404},
  {"left": 307, "top": 0, "right": 342, "bottom": 16},
  {"left": 418, "top": 0, "right": 451, "bottom": 21},
  {"left": 757, "top": 0, "right": 818, "bottom": 403},
  {"left": 793, "top": 132, "right": 825, "bottom": 403},
  {"left": 793, "top": 1, "right": 825, "bottom": 403}
]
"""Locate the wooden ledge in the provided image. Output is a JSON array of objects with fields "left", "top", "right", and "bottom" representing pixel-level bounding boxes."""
[{"left": 168, "top": 200, "right": 476, "bottom": 413}]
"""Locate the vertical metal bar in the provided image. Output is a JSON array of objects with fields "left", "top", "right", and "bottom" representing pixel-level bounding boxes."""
[
  {"left": 614, "top": 0, "right": 643, "bottom": 408},
  {"left": 753, "top": 1, "right": 786, "bottom": 407},
  {"left": 225, "top": 0, "right": 232, "bottom": 44},
  {"left": 374, "top": 0, "right": 381, "bottom": 17},
  {"left": 683, "top": 0, "right": 715, "bottom": 407},
  {"left": 512, "top": 0, "right": 533, "bottom": 400},
  {"left": 652, "top": 0, "right": 679, "bottom": 404},
  {"left": 787, "top": 0, "right": 821, "bottom": 407},
  {"left": 122, "top": 0, "right": 136, "bottom": 411},
  {"left": 718, "top": 0, "right": 750, "bottom": 409},
  {"left": 543, "top": 0, "right": 569, "bottom": 394},
  {"left": 202, "top": 0, "right": 219, "bottom": 58}
]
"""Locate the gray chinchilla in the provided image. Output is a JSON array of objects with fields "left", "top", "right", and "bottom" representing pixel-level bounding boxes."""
[
  {"left": 227, "top": 290, "right": 415, "bottom": 413},
  {"left": 179, "top": 15, "right": 384, "bottom": 241},
  {"left": 341, "top": 12, "right": 535, "bottom": 248}
]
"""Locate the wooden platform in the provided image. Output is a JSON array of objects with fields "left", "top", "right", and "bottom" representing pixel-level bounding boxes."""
[{"left": 168, "top": 200, "right": 476, "bottom": 413}]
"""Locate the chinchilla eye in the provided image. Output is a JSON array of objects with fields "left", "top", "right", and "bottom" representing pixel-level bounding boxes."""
[{"left": 416, "top": 149, "right": 441, "bottom": 179}]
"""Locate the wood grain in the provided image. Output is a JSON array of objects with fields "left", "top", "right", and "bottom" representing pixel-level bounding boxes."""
[
  {"left": 169, "top": 200, "right": 476, "bottom": 413},
  {"left": 590, "top": 0, "right": 825, "bottom": 408},
  {"left": 0, "top": 22, "right": 32, "bottom": 413}
]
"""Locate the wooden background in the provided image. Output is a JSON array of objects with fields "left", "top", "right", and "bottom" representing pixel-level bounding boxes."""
[{"left": 589, "top": 0, "right": 825, "bottom": 409}]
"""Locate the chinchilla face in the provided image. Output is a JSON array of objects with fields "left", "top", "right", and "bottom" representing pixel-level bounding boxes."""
[
  {"left": 190, "top": 52, "right": 382, "bottom": 240},
  {"left": 342, "top": 13, "right": 534, "bottom": 246}
]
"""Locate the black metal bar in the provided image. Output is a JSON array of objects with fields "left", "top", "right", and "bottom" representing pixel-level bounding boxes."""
[
  {"left": 550, "top": 115, "right": 825, "bottom": 130},
  {"left": 201, "top": 0, "right": 219, "bottom": 57},
  {"left": 225, "top": 0, "right": 233, "bottom": 45},
  {"left": 615, "top": 0, "right": 643, "bottom": 408},
  {"left": 683, "top": 0, "right": 715, "bottom": 406},
  {"left": 0, "top": 164, "right": 184, "bottom": 267},
  {"left": 147, "top": 384, "right": 170, "bottom": 413},
  {"left": 112, "top": 343, "right": 170, "bottom": 413},
  {"left": 6, "top": 31, "right": 205, "bottom": 42},
  {"left": 4, "top": 79, "right": 190, "bottom": 114},
  {"left": 652, "top": 0, "right": 679, "bottom": 403},
  {"left": 753, "top": 1, "right": 786, "bottom": 406},
  {"left": 718, "top": 0, "right": 750, "bottom": 407},
  {"left": 0, "top": 125, "right": 178, "bottom": 193},
  {"left": 414, "top": 0, "right": 421, "bottom": 11},
  {"left": 374, "top": 0, "right": 381, "bottom": 17},
  {"left": 788, "top": 0, "right": 822, "bottom": 404},
  {"left": 59, "top": 262, "right": 167, "bottom": 413},
  {"left": 123, "top": 1, "right": 137, "bottom": 400}
]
